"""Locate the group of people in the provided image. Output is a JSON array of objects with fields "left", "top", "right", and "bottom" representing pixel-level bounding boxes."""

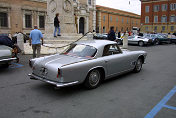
[{"left": 107, "top": 27, "right": 132, "bottom": 41}]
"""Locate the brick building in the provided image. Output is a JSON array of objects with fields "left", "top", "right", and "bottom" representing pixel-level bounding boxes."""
[
  {"left": 96, "top": 5, "right": 141, "bottom": 33},
  {"left": 0, "top": 0, "right": 47, "bottom": 35},
  {"left": 140, "top": 0, "right": 176, "bottom": 33}
]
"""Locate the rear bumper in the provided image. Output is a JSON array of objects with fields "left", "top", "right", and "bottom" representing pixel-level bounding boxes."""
[
  {"left": 0, "top": 57, "right": 17, "bottom": 62},
  {"left": 28, "top": 74, "right": 79, "bottom": 87}
]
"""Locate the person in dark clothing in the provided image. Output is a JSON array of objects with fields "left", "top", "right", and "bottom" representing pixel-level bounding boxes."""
[
  {"left": 118, "top": 31, "right": 121, "bottom": 38},
  {"left": 108, "top": 27, "right": 116, "bottom": 41},
  {"left": 173, "top": 32, "right": 176, "bottom": 36},
  {"left": 54, "top": 13, "right": 61, "bottom": 37}
]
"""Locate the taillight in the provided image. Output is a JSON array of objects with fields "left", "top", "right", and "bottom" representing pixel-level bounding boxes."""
[{"left": 57, "top": 68, "right": 61, "bottom": 78}]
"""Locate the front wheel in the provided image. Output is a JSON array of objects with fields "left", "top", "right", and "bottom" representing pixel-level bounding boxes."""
[
  {"left": 133, "top": 58, "right": 143, "bottom": 73},
  {"left": 84, "top": 69, "right": 101, "bottom": 89}
]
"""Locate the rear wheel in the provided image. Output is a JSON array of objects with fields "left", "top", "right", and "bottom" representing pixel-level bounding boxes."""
[
  {"left": 84, "top": 69, "right": 101, "bottom": 89},
  {"left": 133, "top": 58, "right": 143, "bottom": 73}
]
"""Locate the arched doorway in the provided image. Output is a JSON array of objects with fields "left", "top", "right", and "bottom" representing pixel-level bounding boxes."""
[{"left": 79, "top": 17, "right": 85, "bottom": 34}]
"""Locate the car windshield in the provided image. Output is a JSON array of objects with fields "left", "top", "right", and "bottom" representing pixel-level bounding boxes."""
[{"left": 61, "top": 44, "right": 97, "bottom": 58}]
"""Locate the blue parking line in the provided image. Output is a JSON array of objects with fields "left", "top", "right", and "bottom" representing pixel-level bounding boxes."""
[
  {"left": 9, "top": 63, "right": 24, "bottom": 69},
  {"left": 163, "top": 105, "right": 176, "bottom": 110},
  {"left": 145, "top": 86, "right": 176, "bottom": 118}
]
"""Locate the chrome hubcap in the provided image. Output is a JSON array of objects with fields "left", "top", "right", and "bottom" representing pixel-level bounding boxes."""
[
  {"left": 136, "top": 59, "right": 142, "bottom": 71},
  {"left": 89, "top": 70, "right": 100, "bottom": 87}
]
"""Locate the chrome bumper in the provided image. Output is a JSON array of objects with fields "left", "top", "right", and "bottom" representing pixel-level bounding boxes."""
[
  {"left": 0, "top": 57, "right": 17, "bottom": 62},
  {"left": 28, "top": 74, "right": 79, "bottom": 87}
]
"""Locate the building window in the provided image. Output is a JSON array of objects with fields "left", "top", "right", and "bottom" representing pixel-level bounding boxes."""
[
  {"left": 162, "top": 4, "right": 167, "bottom": 11},
  {"left": 154, "top": 16, "right": 158, "bottom": 23},
  {"left": 0, "top": 12, "right": 8, "bottom": 27},
  {"left": 171, "top": 26, "right": 174, "bottom": 31},
  {"left": 116, "top": 17, "right": 118, "bottom": 23},
  {"left": 103, "top": 26, "right": 106, "bottom": 33},
  {"left": 154, "top": 26, "right": 157, "bottom": 31},
  {"left": 154, "top": 5, "right": 160, "bottom": 12},
  {"left": 39, "top": 16, "right": 45, "bottom": 28},
  {"left": 161, "top": 16, "right": 167, "bottom": 23},
  {"left": 121, "top": 27, "right": 123, "bottom": 32},
  {"left": 122, "top": 18, "right": 124, "bottom": 23},
  {"left": 25, "top": 14, "right": 32, "bottom": 28},
  {"left": 88, "top": 0, "right": 91, "bottom": 5},
  {"left": 110, "top": 16, "right": 112, "bottom": 22},
  {"left": 103, "top": 16, "right": 105, "bottom": 22},
  {"left": 170, "top": 3, "right": 176, "bottom": 10},
  {"left": 145, "top": 6, "right": 149, "bottom": 12},
  {"left": 127, "top": 18, "right": 128, "bottom": 24},
  {"left": 162, "top": 26, "right": 165, "bottom": 31},
  {"left": 170, "top": 15, "right": 175, "bottom": 22},
  {"left": 145, "top": 16, "right": 149, "bottom": 23},
  {"left": 145, "top": 26, "right": 148, "bottom": 31},
  {"left": 116, "top": 27, "right": 118, "bottom": 32}
]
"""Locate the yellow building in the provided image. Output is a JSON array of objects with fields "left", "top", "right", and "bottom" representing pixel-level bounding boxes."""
[{"left": 96, "top": 5, "right": 141, "bottom": 33}]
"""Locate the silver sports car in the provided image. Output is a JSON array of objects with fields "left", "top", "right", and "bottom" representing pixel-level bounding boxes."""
[{"left": 28, "top": 40, "right": 147, "bottom": 89}]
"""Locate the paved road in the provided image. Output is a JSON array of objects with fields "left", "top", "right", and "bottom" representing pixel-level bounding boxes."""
[{"left": 0, "top": 44, "right": 176, "bottom": 118}]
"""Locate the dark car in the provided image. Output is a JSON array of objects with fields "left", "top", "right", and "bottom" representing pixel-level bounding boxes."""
[
  {"left": 94, "top": 33, "right": 107, "bottom": 40},
  {"left": 155, "top": 34, "right": 170, "bottom": 44}
]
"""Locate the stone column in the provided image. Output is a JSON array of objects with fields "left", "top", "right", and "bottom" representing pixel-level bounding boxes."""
[
  {"left": 123, "top": 31, "right": 128, "bottom": 49},
  {"left": 45, "top": 0, "right": 77, "bottom": 38},
  {"left": 92, "top": 0, "right": 96, "bottom": 31}
]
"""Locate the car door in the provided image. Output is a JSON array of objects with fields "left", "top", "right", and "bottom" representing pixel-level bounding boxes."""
[{"left": 102, "top": 44, "right": 133, "bottom": 77}]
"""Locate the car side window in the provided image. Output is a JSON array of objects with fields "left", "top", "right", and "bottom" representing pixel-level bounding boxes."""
[{"left": 103, "top": 44, "right": 121, "bottom": 56}]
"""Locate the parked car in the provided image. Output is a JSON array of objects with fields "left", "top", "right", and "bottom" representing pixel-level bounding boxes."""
[
  {"left": 28, "top": 40, "right": 147, "bottom": 89},
  {"left": 0, "top": 45, "right": 17, "bottom": 67},
  {"left": 169, "top": 35, "right": 176, "bottom": 44},
  {"left": 143, "top": 34, "right": 158, "bottom": 45},
  {"left": 0, "top": 36, "right": 20, "bottom": 63},
  {"left": 128, "top": 35, "right": 153, "bottom": 46},
  {"left": 155, "top": 34, "right": 170, "bottom": 44},
  {"left": 93, "top": 33, "right": 107, "bottom": 40}
]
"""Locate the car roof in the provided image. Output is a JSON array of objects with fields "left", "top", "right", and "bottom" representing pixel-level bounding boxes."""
[{"left": 75, "top": 40, "right": 117, "bottom": 49}]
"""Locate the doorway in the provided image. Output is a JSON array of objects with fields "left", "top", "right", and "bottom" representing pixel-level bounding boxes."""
[{"left": 79, "top": 17, "right": 85, "bottom": 34}]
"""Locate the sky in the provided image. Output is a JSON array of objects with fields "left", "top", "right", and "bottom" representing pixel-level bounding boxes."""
[{"left": 96, "top": 0, "right": 141, "bottom": 15}]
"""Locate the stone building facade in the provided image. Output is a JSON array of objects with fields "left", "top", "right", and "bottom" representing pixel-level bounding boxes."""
[
  {"left": 0, "top": 0, "right": 96, "bottom": 35},
  {"left": 140, "top": 0, "right": 176, "bottom": 33},
  {"left": 96, "top": 5, "right": 141, "bottom": 33},
  {"left": 0, "top": 0, "right": 47, "bottom": 35}
]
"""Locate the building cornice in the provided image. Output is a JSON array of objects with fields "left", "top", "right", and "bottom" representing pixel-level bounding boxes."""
[{"left": 27, "top": 0, "right": 47, "bottom": 3}]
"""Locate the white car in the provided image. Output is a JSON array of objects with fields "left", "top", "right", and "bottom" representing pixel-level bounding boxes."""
[{"left": 128, "top": 35, "right": 153, "bottom": 47}]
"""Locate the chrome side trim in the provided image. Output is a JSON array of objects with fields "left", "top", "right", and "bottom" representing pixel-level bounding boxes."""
[
  {"left": 28, "top": 74, "right": 79, "bottom": 87},
  {"left": 0, "top": 57, "right": 17, "bottom": 62}
]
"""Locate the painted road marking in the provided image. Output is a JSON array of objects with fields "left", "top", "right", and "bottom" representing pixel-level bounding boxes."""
[
  {"left": 9, "top": 63, "right": 24, "bottom": 69},
  {"left": 145, "top": 86, "right": 176, "bottom": 118}
]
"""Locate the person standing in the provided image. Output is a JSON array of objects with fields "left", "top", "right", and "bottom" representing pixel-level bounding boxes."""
[
  {"left": 108, "top": 27, "right": 116, "bottom": 41},
  {"left": 29, "top": 25, "right": 43, "bottom": 58},
  {"left": 54, "top": 13, "right": 61, "bottom": 37},
  {"left": 118, "top": 31, "right": 121, "bottom": 38}
]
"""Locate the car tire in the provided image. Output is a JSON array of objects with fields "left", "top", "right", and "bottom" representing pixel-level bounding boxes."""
[
  {"left": 138, "top": 41, "right": 144, "bottom": 47},
  {"left": 84, "top": 69, "right": 101, "bottom": 89},
  {"left": 133, "top": 58, "right": 143, "bottom": 73},
  {"left": 155, "top": 39, "right": 160, "bottom": 45},
  {"left": 3, "top": 63, "right": 9, "bottom": 68}
]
